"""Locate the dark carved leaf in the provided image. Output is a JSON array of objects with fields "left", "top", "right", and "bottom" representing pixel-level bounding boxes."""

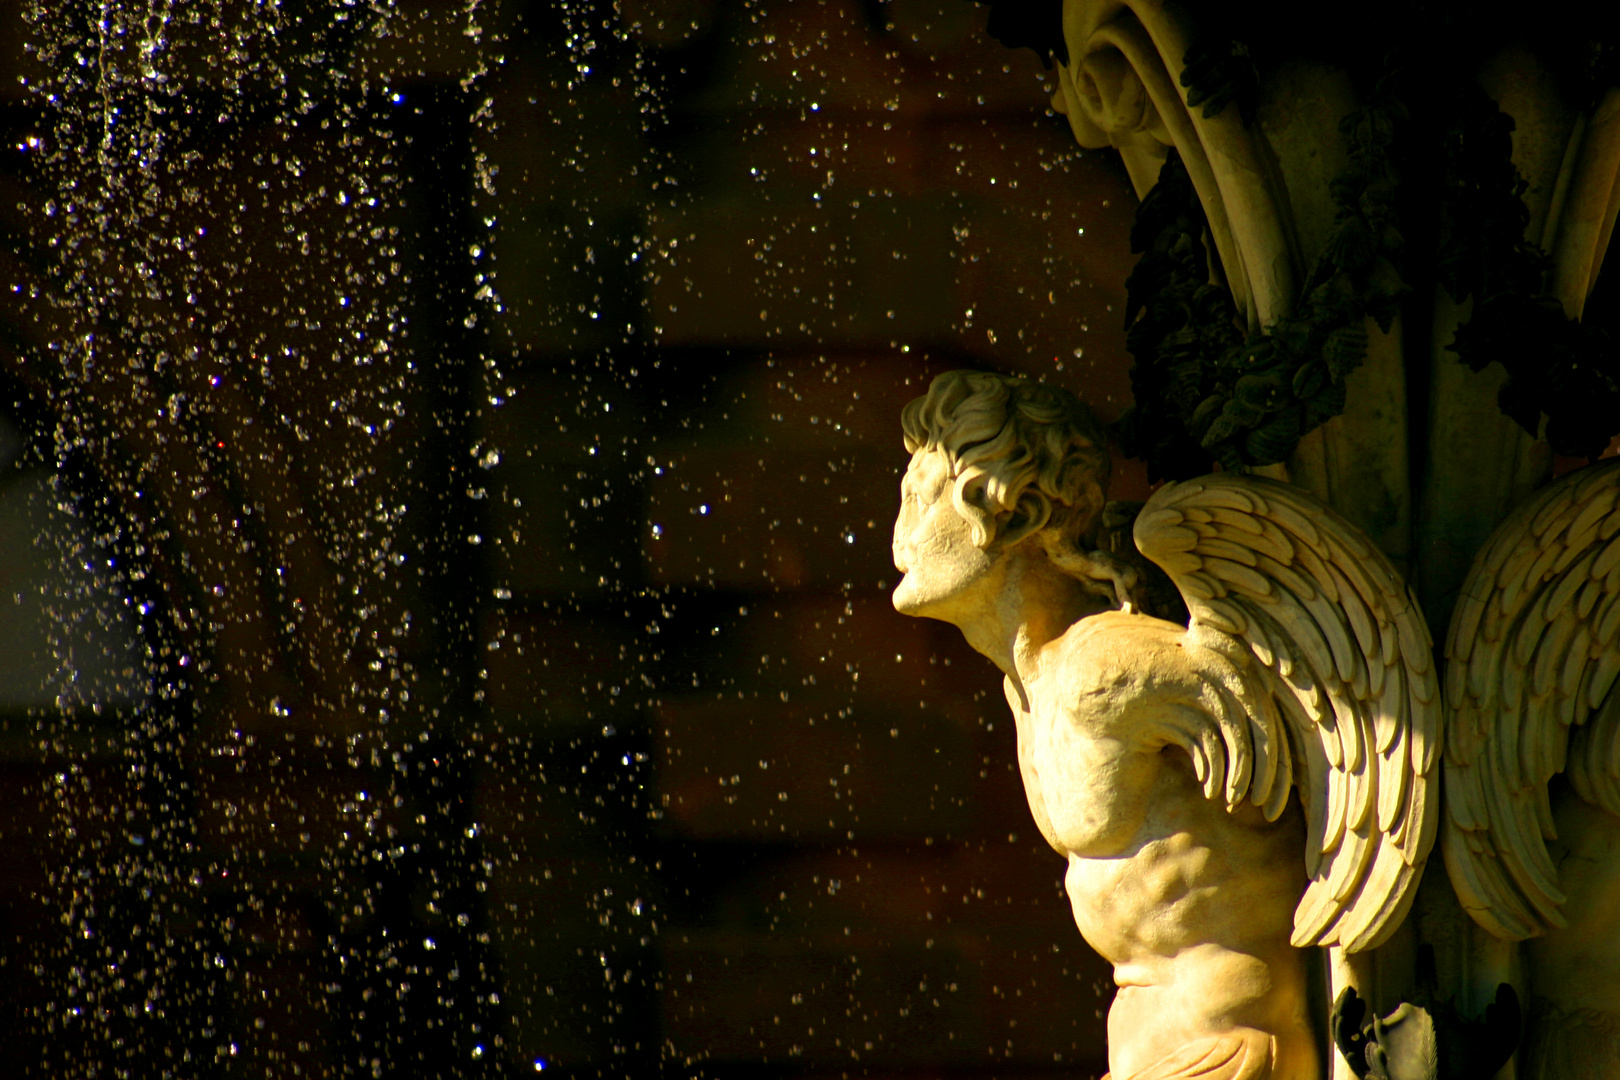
[
  {"left": 1377, "top": 222, "right": 1405, "bottom": 260},
  {"left": 1273, "top": 317, "right": 1312, "bottom": 356},
  {"left": 1363, "top": 258, "right": 1409, "bottom": 333},
  {"left": 1323, "top": 324, "right": 1370, "bottom": 379},
  {"left": 1497, "top": 376, "right": 1543, "bottom": 441},
  {"left": 1359, "top": 176, "right": 1400, "bottom": 225},
  {"left": 1191, "top": 283, "right": 1236, "bottom": 323},
  {"left": 1324, "top": 216, "right": 1377, "bottom": 273},
  {"left": 1180, "top": 36, "right": 1259, "bottom": 124},
  {"left": 1292, "top": 361, "right": 1328, "bottom": 400},
  {"left": 1304, "top": 378, "right": 1349, "bottom": 430},
  {"left": 1236, "top": 337, "right": 1277, "bottom": 372},
  {"left": 1202, "top": 397, "right": 1263, "bottom": 448},
  {"left": 1309, "top": 271, "right": 1362, "bottom": 323},
  {"left": 1243, "top": 408, "right": 1302, "bottom": 466},
  {"left": 1190, "top": 394, "right": 1225, "bottom": 438},
  {"left": 1233, "top": 372, "right": 1288, "bottom": 409}
]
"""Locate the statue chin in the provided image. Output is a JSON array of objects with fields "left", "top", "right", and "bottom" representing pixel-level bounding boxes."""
[
  {"left": 890, "top": 572, "right": 965, "bottom": 620},
  {"left": 889, "top": 542, "right": 996, "bottom": 621},
  {"left": 890, "top": 574, "right": 928, "bottom": 616}
]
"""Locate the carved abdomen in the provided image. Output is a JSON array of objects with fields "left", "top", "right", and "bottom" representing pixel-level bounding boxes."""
[
  {"left": 1055, "top": 759, "right": 1312, "bottom": 1078},
  {"left": 1059, "top": 763, "right": 1306, "bottom": 970}
]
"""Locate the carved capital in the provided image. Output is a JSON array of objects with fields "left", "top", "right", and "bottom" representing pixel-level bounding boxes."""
[{"left": 1048, "top": 0, "right": 1297, "bottom": 331}]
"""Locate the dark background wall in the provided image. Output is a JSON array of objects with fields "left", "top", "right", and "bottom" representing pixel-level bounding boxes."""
[{"left": 0, "top": 0, "right": 1146, "bottom": 1076}]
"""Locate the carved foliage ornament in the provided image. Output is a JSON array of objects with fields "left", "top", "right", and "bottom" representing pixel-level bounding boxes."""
[
  {"left": 1438, "top": 87, "right": 1620, "bottom": 461},
  {"left": 1118, "top": 134, "right": 1403, "bottom": 481},
  {"left": 980, "top": 0, "right": 1620, "bottom": 473}
]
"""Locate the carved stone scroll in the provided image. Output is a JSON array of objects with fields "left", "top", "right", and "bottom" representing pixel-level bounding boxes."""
[{"left": 1050, "top": 0, "right": 1298, "bottom": 331}]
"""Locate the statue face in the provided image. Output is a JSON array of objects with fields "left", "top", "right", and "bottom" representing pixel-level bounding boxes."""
[{"left": 891, "top": 449, "right": 998, "bottom": 620}]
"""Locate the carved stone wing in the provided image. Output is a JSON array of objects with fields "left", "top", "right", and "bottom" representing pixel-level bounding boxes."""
[
  {"left": 1442, "top": 457, "right": 1620, "bottom": 940},
  {"left": 1135, "top": 474, "right": 1441, "bottom": 953}
]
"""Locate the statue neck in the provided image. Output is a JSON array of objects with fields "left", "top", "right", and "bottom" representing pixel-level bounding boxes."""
[{"left": 955, "top": 549, "right": 1102, "bottom": 707}]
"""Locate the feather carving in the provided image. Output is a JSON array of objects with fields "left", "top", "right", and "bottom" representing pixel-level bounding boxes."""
[
  {"left": 1441, "top": 456, "right": 1620, "bottom": 941},
  {"left": 1135, "top": 474, "right": 1440, "bottom": 953}
]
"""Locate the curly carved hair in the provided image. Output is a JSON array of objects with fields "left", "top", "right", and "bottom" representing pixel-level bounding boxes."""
[{"left": 900, "top": 370, "right": 1110, "bottom": 553}]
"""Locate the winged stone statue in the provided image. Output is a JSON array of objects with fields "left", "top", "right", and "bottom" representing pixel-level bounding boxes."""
[
  {"left": 1441, "top": 456, "right": 1620, "bottom": 1078},
  {"left": 890, "top": 371, "right": 1440, "bottom": 1080}
]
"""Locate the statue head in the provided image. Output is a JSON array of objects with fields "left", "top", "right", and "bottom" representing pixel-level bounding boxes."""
[{"left": 891, "top": 370, "right": 1112, "bottom": 618}]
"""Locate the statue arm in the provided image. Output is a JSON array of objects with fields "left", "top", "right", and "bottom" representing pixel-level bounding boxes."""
[
  {"left": 1013, "top": 619, "right": 1231, "bottom": 859},
  {"left": 1005, "top": 675, "right": 1066, "bottom": 854}
]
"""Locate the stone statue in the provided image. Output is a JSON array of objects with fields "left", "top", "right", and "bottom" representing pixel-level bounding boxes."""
[
  {"left": 1441, "top": 456, "right": 1620, "bottom": 1078},
  {"left": 891, "top": 371, "right": 1440, "bottom": 1080}
]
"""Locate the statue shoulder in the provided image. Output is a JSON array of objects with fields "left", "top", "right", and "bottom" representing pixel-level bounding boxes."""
[{"left": 1049, "top": 610, "right": 1199, "bottom": 709}]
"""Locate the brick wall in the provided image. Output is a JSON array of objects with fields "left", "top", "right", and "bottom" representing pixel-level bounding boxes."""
[
  {"left": 0, "top": 1, "right": 1146, "bottom": 1076},
  {"left": 477, "top": 2, "right": 1144, "bottom": 1077}
]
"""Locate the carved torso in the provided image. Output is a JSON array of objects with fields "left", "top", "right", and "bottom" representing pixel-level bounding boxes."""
[{"left": 1006, "top": 612, "right": 1316, "bottom": 1080}]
